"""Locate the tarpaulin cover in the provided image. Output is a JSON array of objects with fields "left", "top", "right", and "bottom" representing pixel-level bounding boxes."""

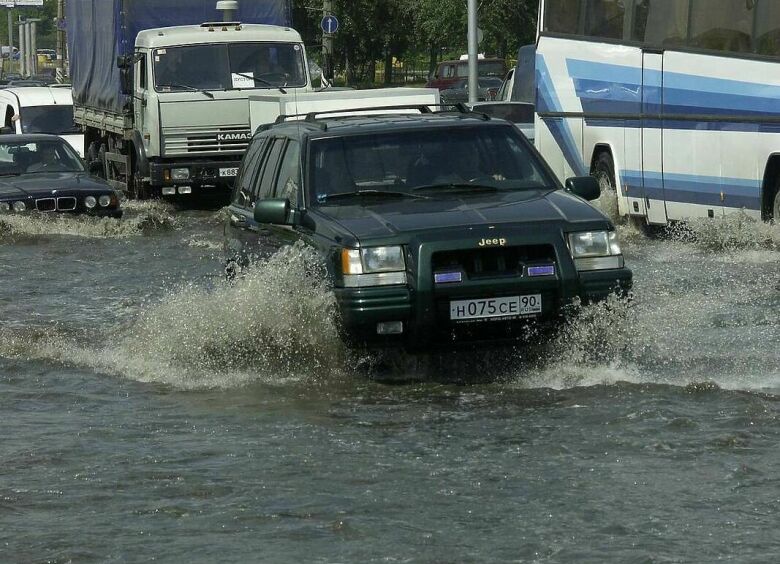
[{"left": 67, "top": 0, "right": 292, "bottom": 114}]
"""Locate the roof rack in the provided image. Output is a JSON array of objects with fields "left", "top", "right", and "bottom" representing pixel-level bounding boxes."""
[{"left": 270, "top": 103, "right": 488, "bottom": 130}]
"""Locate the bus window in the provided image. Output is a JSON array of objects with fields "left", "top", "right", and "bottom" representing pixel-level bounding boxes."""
[
  {"left": 585, "top": 0, "right": 626, "bottom": 40},
  {"left": 632, "top": 0, "right": 689, "bottom": 47},
  {"left": 689, "top": 0, "right": 754, "bottom": 54},
  {"left": 544, "top": 0, "right": 582, "bottom": 35},
  {"left": 755, "top": 1, "right": 780, "bottom": 57}
]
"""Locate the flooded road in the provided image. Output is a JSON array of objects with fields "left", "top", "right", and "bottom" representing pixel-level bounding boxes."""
[{"left": 1, "top": 202, "right": 778, "bottom": 562}]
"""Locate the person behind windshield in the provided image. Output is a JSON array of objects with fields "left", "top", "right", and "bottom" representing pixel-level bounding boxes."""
[{"left": 27, "top": 144, "right": 67, "bottom": 173}]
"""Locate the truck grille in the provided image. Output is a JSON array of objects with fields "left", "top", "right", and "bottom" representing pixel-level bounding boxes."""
[
  {"left": 432, "top": 245, "right": 556, "bottom": 279},
  {"left": 163, "top": 126, "right": 251, "bottom": 156}
]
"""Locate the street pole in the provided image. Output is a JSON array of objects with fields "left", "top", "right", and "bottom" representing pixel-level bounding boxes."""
[
  {"left": 6, "top": 9, "right": 12, "bottom": 74},
  {"left": 17, "top": 20, "right": 25, "bottom": 76},
  {"left": 56, "top": 0, "right": 65, "bottom": 79},
  {"left": 322, "top": 0, "right": 333, "bottom": 86},
  {"left": 30, "top": 19, "right": 37, "bottom": 76},
  {"left": 467, "top": 0, "right": 478, "bottom": 104}
]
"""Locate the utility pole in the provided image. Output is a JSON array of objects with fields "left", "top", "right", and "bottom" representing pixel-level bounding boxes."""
[
  {"left": 6, "top": 9, "right": 12, "bottom": 74},
  {"left": 17, "top": 19, "right": 25, "bottom": 76},
  {"left": 56, "top": 0, "right": 65, "bottom": 79},
  {"left": 29, "top": 18, "right": 37, "bottom": 76},
  {"left": 467, "top": 0, "right": 478, "bottom": 104},
  {"left": 322, "top": 0, "right": 333, "bottom": 86}
]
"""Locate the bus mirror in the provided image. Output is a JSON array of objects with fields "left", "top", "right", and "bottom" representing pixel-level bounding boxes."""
[{"left": 565, "top": 176, "right": 601, "bottom": 201}]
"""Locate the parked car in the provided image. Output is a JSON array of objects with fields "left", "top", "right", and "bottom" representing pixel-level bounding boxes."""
[
  {"left": 426, "top": 57, "right": 507, "bottom": 91},
  {"left": 224, "top": 106, "right": 631, "bottom": 349},
  {"left": 0, "top": 134, "right": 122, "bottom": 218},
  {"left": 0, "top": 86, "right": 83, "bottom": 157},
  {"left": 440, "top": 77, "right": 504, "bottom": 104}
]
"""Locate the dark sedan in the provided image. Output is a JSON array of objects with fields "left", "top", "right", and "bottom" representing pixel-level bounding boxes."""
[{"left": 0, "top": 134, "right": 122, "bottom": 217}]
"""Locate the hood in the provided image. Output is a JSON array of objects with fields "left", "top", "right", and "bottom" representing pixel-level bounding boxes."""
[
  {"left": 0, "top": 172, "right": 112, "bottom": 198},
  {"left": 317, "top": 189, "right": 610, "bottom": 241}
]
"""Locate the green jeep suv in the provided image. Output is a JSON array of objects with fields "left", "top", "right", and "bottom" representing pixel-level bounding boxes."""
[{"left": 224, "top": 107, "right": 632, "bottom": 348}]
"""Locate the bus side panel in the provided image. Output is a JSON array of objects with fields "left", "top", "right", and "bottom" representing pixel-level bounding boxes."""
[{"left": 662, "top": 51, "right": 778, "bottom": 220}]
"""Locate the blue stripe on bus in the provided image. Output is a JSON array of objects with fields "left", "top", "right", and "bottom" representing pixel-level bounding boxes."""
[
  {"left": 621, "top": 170, "right": 761, "bottom": 210},
  {"left": 586, "top": 117, "right": 780, "bottom": 133},
  {"left": 536, "top": 55, "right": 588, "bottom": 176}
]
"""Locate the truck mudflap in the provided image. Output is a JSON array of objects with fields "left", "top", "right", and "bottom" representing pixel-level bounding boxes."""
[{"left": 148, "top": 159, "right": 242, "bottom": 193}]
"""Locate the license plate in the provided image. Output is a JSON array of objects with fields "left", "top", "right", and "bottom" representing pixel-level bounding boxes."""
[
  {"left": 449, "top": 295, "right": 542, "bottom": 321},
  {"left": 219, "top": 167, "right": 239, "bottom": 177}
]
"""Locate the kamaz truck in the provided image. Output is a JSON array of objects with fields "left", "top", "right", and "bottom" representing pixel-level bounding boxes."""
[{"left": 67, "top": 0, "right": 312, "bottom": 198}]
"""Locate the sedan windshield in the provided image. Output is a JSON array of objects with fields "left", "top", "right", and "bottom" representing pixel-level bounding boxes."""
[
  {"left": 20, "top": 105, "right": 80, "bottom": 135},
  {"left": 0, "top": 140, "right": 84, "bottom": 175},
  {"left": 309, "top": 125, "right": 555, "bottom": 204},
  {"left": 154, "top": 42, "right": 307, "bottom": 92}
]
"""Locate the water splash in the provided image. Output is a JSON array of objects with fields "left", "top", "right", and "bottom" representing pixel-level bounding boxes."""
[
  {"left": 0, "top": 200, "right": 177, "bottom": 241},
  {"left": 666, "top": 211, "right": 779, "bottom": 252}
]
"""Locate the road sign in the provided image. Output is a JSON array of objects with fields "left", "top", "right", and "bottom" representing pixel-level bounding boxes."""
[{"left": 320, "top": 15, "right": 339, "bottom": 35}]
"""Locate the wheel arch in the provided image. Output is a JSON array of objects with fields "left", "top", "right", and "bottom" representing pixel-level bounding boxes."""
[{"left": 760, "top": 154, "right": 780, "bottom": 221}]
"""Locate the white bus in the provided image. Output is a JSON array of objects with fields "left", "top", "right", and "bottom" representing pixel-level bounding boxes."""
[{"left": 534, "top": 0, "right": 780, "bottom": 225}]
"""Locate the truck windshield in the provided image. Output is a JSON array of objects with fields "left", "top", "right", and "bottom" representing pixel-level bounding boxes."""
[
  {"left": 153, "top": 43, "right": 306, "bottom": 92},
  {"left": 20, "top": 105, "right": 80, "bottom": 135},
  {"left": 309, "top": 125, "right": 555, "bottom": 204}
]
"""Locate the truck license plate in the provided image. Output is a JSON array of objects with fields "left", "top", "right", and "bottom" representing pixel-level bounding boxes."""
[
  {"left": 449, "top": 295, "right": 542, "bottom": 321},
  {"left": 219, "top": 167, "right": 239, "bottom": 177}
]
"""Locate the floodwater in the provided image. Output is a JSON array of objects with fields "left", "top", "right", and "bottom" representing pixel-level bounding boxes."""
[{"left": 1, "top": 199, "right": 778, "bottom": 563}]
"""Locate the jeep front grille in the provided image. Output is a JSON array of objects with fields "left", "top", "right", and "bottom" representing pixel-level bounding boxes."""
[
  {"left": 432, "top": 245, "right": 556, "bottom": 279},
  {"left": 163, "top": 126, "right": 251, "bottom": 156}
]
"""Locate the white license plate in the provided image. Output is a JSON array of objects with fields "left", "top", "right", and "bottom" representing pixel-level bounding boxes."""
[
  {"left": 449, "top": 295, "right": 542, "bottom": 321},
  {"left": 219, "top": 167, "right": 239, "bottom": 177}
]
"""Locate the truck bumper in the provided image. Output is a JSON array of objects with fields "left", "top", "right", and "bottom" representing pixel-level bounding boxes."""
[{"left": 149, "top": 158, "right": 241, "bottom": 192}]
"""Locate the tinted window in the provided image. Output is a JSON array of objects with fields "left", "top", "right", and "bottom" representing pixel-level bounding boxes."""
[
  {"left": 585, "top": 0, "right": 626, "bottom": 40},
  {"left": 756, "top": 1, "right": 780, "bottom": 57},
  {"left": 233, "top": 137, "right": 267, "bottom": 207},
  {"left": 255, "top": 138, "right": 285, "bottom": 200},
  {"left": 544, "top": 0, "right": 582, "bottom": 34},
  {"left": 20, "top": 105, "right": 79, "bottom": 134},
  {"left": 274, "top": 140, "right": 301, "bottom": 205},
  {"left": 632, "top": 0, "right": 689, "bottom": 46},
  {"left": 0, "top": 140, "right": 83, "bottom": 175},
  {"left": 689, "top": 0, "right": 754, "bottom": 54},
  {"left": 309, "top": 126, "right": 555, "bottom": 204}
]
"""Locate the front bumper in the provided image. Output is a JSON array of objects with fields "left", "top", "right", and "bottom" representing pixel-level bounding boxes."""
[
  {"left": 149, "top": 158, "right": 241, "bottom": 190},
  {"left": 334, "top": 266, "right": 632, "bottom": 349}
]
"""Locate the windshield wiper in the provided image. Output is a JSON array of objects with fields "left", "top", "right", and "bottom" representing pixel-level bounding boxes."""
[
  {"left": 411, "top": 183, "right": 501, "bottom": 193},
  {"left": 232, "top": 72, "right": 287, "bottom": 94},
  {"left": 318, "top": 189, "right": 429, "bottom": 203},
  {"left": 158, "top": 82, "right": 214, "bottom": 99}
]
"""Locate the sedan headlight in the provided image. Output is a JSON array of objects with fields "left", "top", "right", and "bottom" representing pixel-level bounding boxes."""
[
  {"left": 12, "top": 201, "right": 26, "bottom": 212},
  {"left": 0, "top": 202, "right": 10, "bottom": 212},
  {"left": 84, "top": 196, "right": 97, "bottom": 209},
  {"left": 568, "top": 230, "right": 623, "bottom": 271},
  {"left": 341, "top": 246, "right": 407, "bottom": 287},
  {"left": 98, "top": 195, "right": 111, "bottom": 207}
]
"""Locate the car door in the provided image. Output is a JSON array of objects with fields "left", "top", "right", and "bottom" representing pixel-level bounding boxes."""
[
  {"left": 225, "top": 136, "right": 268, "bottom": 263},
  {"left": 249, "top": 137, "right": 287, "bottom": 254},
  {"left": 266, "top": 138, "right": 303, "bottom": 248}
]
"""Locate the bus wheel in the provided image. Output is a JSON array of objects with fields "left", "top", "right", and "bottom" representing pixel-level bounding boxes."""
[
  {"left": 773, "top": 179, "right": 780, "bottom": 222},
  {"left": 592, "top": 151, "right": 619, "bottom": 222}
]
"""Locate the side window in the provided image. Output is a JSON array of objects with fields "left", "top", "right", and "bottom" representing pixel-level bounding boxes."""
[
  {"left": 755, "top": 1, "right": 780, "bottom": 56},
  {"left": 255, "top": 138, "right": 285, "bottom": 201},
  {"left": 273, "top": 140, "right": 301, "bottom": 205},
  {"left": 689, "top": 0, "right": 754, "bottom": 54},
  {"left": 544, "top": 0, "right": 582, "bottom": 35},
  {"left": 2, "top": 104, "right": 12, "bottom": 128},
  {"left": 632, "top": 0, "right": 689, "bottom": 47},
  {"left": 233, "top": 137, "right": 267, "bottom": 207},
  {"left": 136, "top": 52, "right": 146, "bottom": 90},
  {"left": 585, "top": 0, "right": 626, "bottom": 40}
]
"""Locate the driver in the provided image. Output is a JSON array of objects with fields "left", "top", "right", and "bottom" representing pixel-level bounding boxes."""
[{"left": 27, "top": 144, "right": 66, "bottom": 173}]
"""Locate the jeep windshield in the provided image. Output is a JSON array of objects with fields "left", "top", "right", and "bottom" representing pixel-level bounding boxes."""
[
  {"left": 309, "top": 125, "right": 555, "bottom": 204},
  {"left": 153, "top": 42, "right": 306, "bottom": 92}
]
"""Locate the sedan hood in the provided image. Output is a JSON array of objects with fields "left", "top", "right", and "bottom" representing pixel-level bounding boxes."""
[
  {"left": 0, "top": 172, "right": 111, "bottom": 197},
  {"left": 318, "top": 189, "right": 610, "bottom": 241}
]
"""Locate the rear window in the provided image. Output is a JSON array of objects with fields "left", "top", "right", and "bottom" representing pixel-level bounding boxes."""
[{"left": 20, "top": 105, "right": 79, "bottom": 135}]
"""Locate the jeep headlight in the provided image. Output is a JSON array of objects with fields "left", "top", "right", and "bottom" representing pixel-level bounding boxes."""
[
  {"left": 341, "top": 246, "right": 407, "bottom": 287},
  {"left": 568, "top": 230, "right": 623, "bottom": 271}
]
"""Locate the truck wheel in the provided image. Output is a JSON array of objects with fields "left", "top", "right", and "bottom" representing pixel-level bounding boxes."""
[
  {"left": 98, "top": 143, "right": 108, "bottom": 179},
  {"left": 130, "top": 162, "right": 150, "bottom": 200}
]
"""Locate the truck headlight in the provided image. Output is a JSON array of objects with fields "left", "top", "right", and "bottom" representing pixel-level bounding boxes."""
[
  {"left": 341, "top": 246, "right": 407, "bottom": 287},
  {"left": 568, "top": 230, "right": 623, "bottom": 271},
  {"left": 172, "top": 168, "right": 190, "bottom": 181}
]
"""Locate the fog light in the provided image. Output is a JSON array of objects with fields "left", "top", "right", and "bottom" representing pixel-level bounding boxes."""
[
  {"left": 98, "top": 195, "right": 111, "bottom": 207},
  {"left": 177, "top": 185, "right": 192, "bottom": 194},
  {"left": 162, "top": 187, "right": 176, "bottom": 195},
  {"left": 12, "top": 200, "right": 26, "bottom": 212},
  {"left": 376, "top": 321, "right": 403, "bottom": 335},
  {"left": 84, "top": 196, "right": 97, "bottom": 209},
  {"left": 172, "top": 167, "right": 190, "bottom": 180}
]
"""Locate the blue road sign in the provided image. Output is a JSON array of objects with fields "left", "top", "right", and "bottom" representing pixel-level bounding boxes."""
[{"left": 321, "top": 15, "right": 339, "bottom": 35}]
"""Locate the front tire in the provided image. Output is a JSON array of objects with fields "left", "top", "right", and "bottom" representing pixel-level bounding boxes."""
[{"left": 773, "top": 179, "right": 780, "bottom": 222}]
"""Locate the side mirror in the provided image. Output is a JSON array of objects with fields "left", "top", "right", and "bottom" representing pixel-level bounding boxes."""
[
  {"left": 116, "top": 55, "right": 131, "bottom": 69},
  {"left": 254, "top": 198, "right": 291, "bottom": 225},
  {"left": 565, "top": 176, "right": 601, "bottom": 201},
  {"left": 119, "top": 67, "right": 132, "bottom": 96}
]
